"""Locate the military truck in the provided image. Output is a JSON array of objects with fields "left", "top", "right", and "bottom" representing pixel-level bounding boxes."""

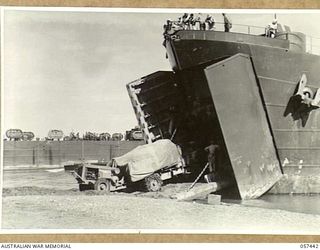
[
  {"left": 6, "top": 129, "right": 24, "bottom": 141},
  {"left": 68, "top": 139, "right": 186, "bottom": 192},
  {"left": 125, "top": 126, "right": 144, "bottom": 141}
]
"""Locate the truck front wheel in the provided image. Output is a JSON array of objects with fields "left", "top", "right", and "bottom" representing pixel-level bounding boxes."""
[
  {"left": 144, "top": 173, "right": 163, "bottom": 192},
  {"left": 94, "top": 178, "right": 111, "bottom": 192}
]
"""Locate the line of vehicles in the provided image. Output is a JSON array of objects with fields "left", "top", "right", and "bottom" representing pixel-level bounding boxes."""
[{"left": 4, "top": 126, "right": 144, "bottom": 142}]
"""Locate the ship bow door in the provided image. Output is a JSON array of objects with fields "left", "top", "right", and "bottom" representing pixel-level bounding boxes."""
[
  {"left": 204, "top": 53, "right": 282, "bottom": 199},
  {"left": 127, "top": 71, "right": 181, "bottom": 144}
]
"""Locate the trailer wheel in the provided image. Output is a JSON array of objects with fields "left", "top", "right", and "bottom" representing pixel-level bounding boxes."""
[
  {"left": 94, "top": 178, "right": 111, "bottom": 192},
  {"left": 144, "top": 173, "right": 163, "bottom": 192}
]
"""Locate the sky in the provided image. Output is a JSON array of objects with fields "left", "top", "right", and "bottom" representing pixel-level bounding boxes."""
[{"left": 3, "top": 9, "right": 320, "bottom": 139}]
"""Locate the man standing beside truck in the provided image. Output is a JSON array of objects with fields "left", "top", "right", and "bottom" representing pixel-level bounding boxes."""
[{"left": 204, "top": 141, "right": 220, "bottom": 182}]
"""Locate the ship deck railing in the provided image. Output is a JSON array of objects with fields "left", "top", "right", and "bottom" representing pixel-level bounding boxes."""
[
  {"left": 204, "top": 21, "right": 320, "bottom": 55},
  {"left": 168, "top": 20, "right": 320, "bottom": 55},
  {"left": 307, "top": 36, "right": 320, "bottom": 55}
]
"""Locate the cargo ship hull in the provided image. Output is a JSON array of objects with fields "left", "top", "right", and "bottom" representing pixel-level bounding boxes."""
[
  {"left": 166, "top": 30, "right": 320, "bottom": 177},
  {"left": 127, "top": 29, "right": 320, "bottom": 197}
]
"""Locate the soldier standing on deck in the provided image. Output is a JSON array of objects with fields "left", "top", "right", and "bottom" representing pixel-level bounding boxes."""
[
  {"left": 268, "top": 19, "right": 278, "bottom": 38},
  {"left": 186, "top": 13, "right": 194, "bottom": 29},
  {"left": 222, "top": 13, "right": 232, "bottom": 32},
  {"left": 181, "top": 13, "right": 189, "bottom": 29},
  {"left": 205, "top": 14, "right": 215, "bottom": 30}
]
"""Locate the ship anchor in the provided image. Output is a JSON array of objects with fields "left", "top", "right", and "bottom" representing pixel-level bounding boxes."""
[
  {"left": 295, "top": 74, "right": 320, "bottom": 107},
  {"left": 284, "top": 73, "right": 320, "bottom": 126}
]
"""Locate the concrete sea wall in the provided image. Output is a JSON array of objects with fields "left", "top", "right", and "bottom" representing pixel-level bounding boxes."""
[{"left": 3, "top": 141, "right": 144, "bottom": 167}]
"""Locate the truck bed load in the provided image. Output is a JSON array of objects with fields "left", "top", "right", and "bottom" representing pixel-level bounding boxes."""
[{"left": 113, "top": 139, "right": 184, "bottom": 182}]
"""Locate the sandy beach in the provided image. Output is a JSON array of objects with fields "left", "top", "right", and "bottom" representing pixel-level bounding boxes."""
[{"left": 2, "top": 172, "right": 320, "bottom": 234}]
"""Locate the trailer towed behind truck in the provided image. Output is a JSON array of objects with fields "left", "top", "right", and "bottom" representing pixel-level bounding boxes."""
[{"left": 68, "top": 139, "right": 186, "bottom": 192}]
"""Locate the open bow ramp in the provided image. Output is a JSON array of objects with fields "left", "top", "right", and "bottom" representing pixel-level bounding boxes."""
[{"left": 204, "top": 53, "right": 283, "bottom": 199}]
